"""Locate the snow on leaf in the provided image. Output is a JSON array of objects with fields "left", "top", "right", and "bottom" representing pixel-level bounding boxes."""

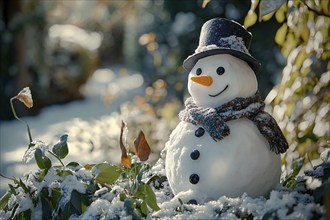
[
  {"left": 35, "top": 148, "right": 52, "bottom": 170},
  {"left": 23, "top": 140, "right": 50, "bottom": 164},
  {"left": 320, "top": 148, "right": 330, "bottom": 162},
  {"left": 92, "top": 163, "right": 122, "bottom": 185},
  {"left": 52, "top": 134, "right": 69, "bottom": 159},
  {"left": 15, "top": 87, "right": 33, "bottom": 108}
]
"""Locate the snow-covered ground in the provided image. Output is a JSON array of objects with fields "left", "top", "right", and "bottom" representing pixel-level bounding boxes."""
[{"left": 0, "top": 66, "right": 145, "bottom": 197}]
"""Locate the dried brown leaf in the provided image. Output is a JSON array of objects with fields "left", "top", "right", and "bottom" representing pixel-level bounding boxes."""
[
  {"left": 134, "top": 130, "right": 151, "bottom": 162},
  {"left": 120, "top": 121, "right": 131, "bottom": 167},
  {"left": 15, "top": 87, "right": 33, "bottom": 108}
]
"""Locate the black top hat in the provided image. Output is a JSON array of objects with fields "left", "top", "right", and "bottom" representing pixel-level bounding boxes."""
[{"left": 183, "top": 18, "right": 260, "bottom": 73}]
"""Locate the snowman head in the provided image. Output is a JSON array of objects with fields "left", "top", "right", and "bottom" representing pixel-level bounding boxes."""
[{"left": 187, "top": 54, "right": 258, "bottom": 108}]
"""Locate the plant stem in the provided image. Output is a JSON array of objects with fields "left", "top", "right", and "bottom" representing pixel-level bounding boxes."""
[
  {"left": 10, "top": 98, "right": 33, "bottom": 143},
  {"left": 48, "top": 151, "right": 65, "bottom": 167},
  {"left": 0, "top": 173, "right": 16, "bottom": 182}
]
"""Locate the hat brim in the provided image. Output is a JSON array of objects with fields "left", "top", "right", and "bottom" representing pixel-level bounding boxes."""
[{"left": 183, "top": 48, "right": 261, "bottom": 74}]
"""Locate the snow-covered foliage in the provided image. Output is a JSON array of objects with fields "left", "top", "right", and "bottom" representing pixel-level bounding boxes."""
[{"left": 1, "top": 147, "right": 329, "bottom": 219}]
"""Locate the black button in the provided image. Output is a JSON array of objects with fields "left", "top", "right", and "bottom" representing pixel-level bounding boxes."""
[
  {"left": 189, "top": 174, "right": 199, "bottom": 184},
  {"left": 190, "top": 150, "right": 200, "bottom": 160},
  {"left": 188, "top": 199, "right": 198, "bottom": 205},
  {"left": 195, "top": 127, "right": 205, "bottom": 137}
]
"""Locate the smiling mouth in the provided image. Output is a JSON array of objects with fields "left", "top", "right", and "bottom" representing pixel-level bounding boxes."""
[{"left": 208, "top": 85, "right": 229, "bottom": 97}]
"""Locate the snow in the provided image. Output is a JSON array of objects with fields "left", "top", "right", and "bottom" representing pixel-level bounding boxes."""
[
  {"left": 22, "top": 140, "right": 50, "bottom": 164},
  {"left": 195, "top": 36, "right": 250, "bottom": 55},
  {"left": 0, "top": 153, "right": 326, "bottom": 219},
  {"left": 48, "top": 24, "right": 103, "bottom": 51}
]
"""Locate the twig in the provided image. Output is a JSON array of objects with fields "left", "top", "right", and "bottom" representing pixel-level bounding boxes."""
[
  {"left": 10, "top": 98, "right": 33, "bottom": 143},
  {"left": 48, "top": 151, "right": 65, "bottom": 167}
]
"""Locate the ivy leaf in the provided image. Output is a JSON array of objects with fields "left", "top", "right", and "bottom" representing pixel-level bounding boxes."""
[
  {"left": 53, "top": 134, "right": 69, "bottom": 159},
  {"left": 120, "top": 121, "right": 131, "bottom": 168},
  {"left": 35, "top": 148, "right": 52, "bottom": 170},
  {"left": 134, "top": 131, "right": 151, "bottom": 162},
  {"left": 92, "top": 163, "right": 122, "bottom": 185},
  {"left": 259, "top": 0, "right": 286, "bottom": 18}
]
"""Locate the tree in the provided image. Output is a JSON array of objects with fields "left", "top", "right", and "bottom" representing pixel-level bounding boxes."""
[{"left": 243, "top": 0, "right": 329, "bottom": 166}]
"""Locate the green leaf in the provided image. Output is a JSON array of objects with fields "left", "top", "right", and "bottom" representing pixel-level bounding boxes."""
[
  {"left": 66, "top": 162, "right": 81, "bottom": 168},
  {"left": 38, "top": 169, "right": 48, "bottom": 181},
  {"left": 0, "top": 192, "right": 11, "bottom": 210},
  {"left": 56, "top": 170, "right": 73, "bottom": 177},
  {"left": 18, "top": 209, "right": 31, "bottom": 220},
  {"left": 18, "top": 179, "right": 30, "bottom": 194},
  {"left": 291, "top": 157, "right": 305, "bottom": 177},
  {"left": 140, "top": 201, "right": 148, "bottom": 216},
  {"left": 134, "top": 183, "right": 160, "bottom": 212},
  {"left": 282, "top": 157, "right": 305, "bottom": 187},
  {"left": 70, "top": 190, "right": 83, "bottom": 213},
  {"left": 144, "top": 184, "right": 160, "bottom": 211},
  {"left": 8, "top": 184, "right": 17, "bottom": 195},
  {"left": 92, "top": 163, "right": 122, "bottom": 185},
  {"left": 120, "top": 192, "right": 127, "bottom": 201},
  {"left": 35, "top": 148, "right": 52, "bottom": 170},
  {"left": 52, "top": 134, "right": 69, "bottom": 159},
  {"left": 259, "top": 0, "right": 286, "bottom": 18}
]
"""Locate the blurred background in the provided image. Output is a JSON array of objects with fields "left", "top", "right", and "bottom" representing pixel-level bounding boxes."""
[
  {"left": 0, "top": 0, "right": 329, "bottom": 196},
  {"left": 1, "top": 0, "right": 283, "bottom": 120}
]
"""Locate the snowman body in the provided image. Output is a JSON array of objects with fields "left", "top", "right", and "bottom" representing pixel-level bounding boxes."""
[
  {"left": 165, "top": 119, "right": 281, "bottom": 201},
  {"left": 165, "top": 54, "right": 281, "bottom": 202}
]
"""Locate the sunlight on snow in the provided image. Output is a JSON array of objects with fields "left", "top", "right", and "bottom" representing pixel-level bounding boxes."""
[{"left": 48, "top": 24, "right": 103, "bottom": 51}]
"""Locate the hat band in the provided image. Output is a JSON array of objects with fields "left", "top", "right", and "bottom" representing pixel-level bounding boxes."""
[{"left": 195, "top": 36, "right": 250, "bottom": 55}]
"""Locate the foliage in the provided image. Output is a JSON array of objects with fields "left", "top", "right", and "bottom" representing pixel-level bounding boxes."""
[
  {"left": 0, "top": 89, "right": 160, "bottom": 219},
  {"left": 242, "top": 0, "right": 330, "bottom": 167}
]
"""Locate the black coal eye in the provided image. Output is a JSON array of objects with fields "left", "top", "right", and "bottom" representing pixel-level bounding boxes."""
[
  {"left": 216, "top": 66, "right": 225, "bottom": 75},
  {"left": 196, "top": 68, "right": 202, "bottom": 76}
]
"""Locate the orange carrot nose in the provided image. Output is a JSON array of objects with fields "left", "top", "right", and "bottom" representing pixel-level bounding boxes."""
[{"left": 190, "top": 75, "right": 213, "bottom": 86}]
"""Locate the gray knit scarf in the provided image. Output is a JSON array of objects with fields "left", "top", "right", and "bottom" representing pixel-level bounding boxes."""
[{"left": 179, "top": 92, "right": 288, "bottom": 154}]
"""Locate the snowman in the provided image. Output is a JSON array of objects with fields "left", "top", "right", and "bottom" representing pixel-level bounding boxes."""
[{"left": 164, "top": 18, "right": 288, "bottom": 204}]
